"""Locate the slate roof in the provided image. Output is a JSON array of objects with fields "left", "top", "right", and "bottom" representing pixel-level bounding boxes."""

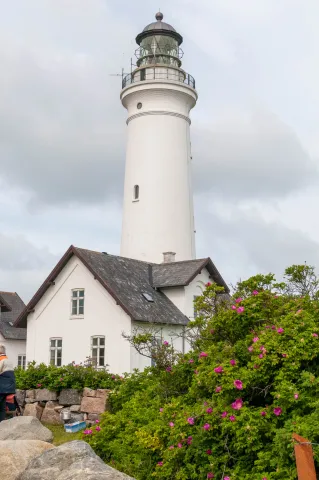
[
  {"left": 15, "top": 246, "right": 229, "bottom": 329},
  {"left": 152, "top": 258, "right": 229, "bottom": 292},
  {"left": 0, "top": 292, "right": 26, "bottom": 340}
]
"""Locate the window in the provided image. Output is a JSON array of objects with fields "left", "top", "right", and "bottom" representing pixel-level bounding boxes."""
[
  {"left": 17, "top": 354, "right": 26, "bottom": 370},
  {"left": 193, "top": 295, "right": 200, "bottom": 318},
  {"left": 71, "top": 289, "right": 85, "bottom": 316},
  {"left": 91, "top": 336, "right": 105, "bottom": 368},
  {"left": 151, "top": 337, "right": 161, "bottom": 367},
  {"left": 50, "top": 338, "right": 62, "bottom": 366},
  {"left": 142, "top": 292, "right": 154, "bottom": 302},
  {"left": 137, "top": 102, "right": 142, "bottom": 109},
  {"left": 133, "top": 185, "right": 139, "bottom": 201}
]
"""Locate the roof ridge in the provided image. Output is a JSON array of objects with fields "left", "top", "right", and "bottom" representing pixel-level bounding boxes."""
[{"left": 74, "top": 247, "right": 157, "bottom": 266}]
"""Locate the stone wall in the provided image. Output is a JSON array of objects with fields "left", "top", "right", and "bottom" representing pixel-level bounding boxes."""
[{"left": 15, "top": 388, "right": 111, "bottom": 425}]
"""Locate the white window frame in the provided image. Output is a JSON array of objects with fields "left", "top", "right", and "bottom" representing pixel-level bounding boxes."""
[
  {"left": 17, "top": 354, "right": 26, "bottom": 370},
  {"left": 71, "top": 289, "right": 85, "bottom": 317},
  {"left": 50, "top": 338, "right": 62, "bottom": 366},
  {"left": 91, "top": 336, "right": 105, "bottom": 368}
]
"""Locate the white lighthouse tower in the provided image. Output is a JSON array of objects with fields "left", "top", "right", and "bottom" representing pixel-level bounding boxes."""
[{"left": 120, "top": 12, "right": 198, "bottom": 264}]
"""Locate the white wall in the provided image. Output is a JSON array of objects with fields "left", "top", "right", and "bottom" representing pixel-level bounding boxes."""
[
  {"left": 0, "top": 333, "right": 26, "bottom": 368},
  {"left": 26, "top": 256, "right": 132, "bottom": 374},
  {"left": 130, "top": 321, "right": 185, "bottom": 371},
  {"left": 120, "top": 81, "right": 197, "bottom": 263}
]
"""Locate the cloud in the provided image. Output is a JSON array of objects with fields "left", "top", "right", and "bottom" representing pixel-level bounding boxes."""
[{"left": 192, "top": 109, "right": 318, "bottom": 200}]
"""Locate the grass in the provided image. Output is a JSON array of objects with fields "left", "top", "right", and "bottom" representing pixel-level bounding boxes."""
[{"left": 43, "top": 424, "right": 83, "bottom": 446}]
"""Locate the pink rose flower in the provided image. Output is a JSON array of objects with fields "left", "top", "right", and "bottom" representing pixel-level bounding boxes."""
[
  {"left": 163, "top": 341, "right": 169, "bottom": 346},
  {"left": 271, "top": 325, "right": 276, "bottom": 330},
  {"left": 282, "top": 354, "right": 287, "bottom": 358},
  {"left": 206, "top": 282, "right": 212, "bottom": 287},
  {"left": 296, "top": 309, "right": 303, "bottom": 314},
  {"left": 312, "top": 333, "right": 318, "bottom": 338},
  {"left": 207, "top": 474, "right": 215, "bottom": 479},
  {"left": 215, "top": 386, "right": 222, "bottom": 393},
  {"left": 95, "top": 426, "right": 101, "bottom": 432},
  {"left": 253, "top": 337, "right": 259, "bottom": 343},
  {"left": 206, "top": 407, "right": 213, "bottom": 414},
  {"left": 169, "top": 422, "right": 174, "bottom": 427},
  {"left": 169, "top": 445, "right": 174, "bottom": 450},
  {"left": 231, "top": 305, "right": 237, "bottom": 311},
  {"left": 234, "top": 380, "right": 243, "bottom": 390},
  {"left": 194, "top": 370, "right": 199, "bottom": 375},
  {"left": 230, "top": 359, "right": 236, "bottom": 366},
  {"left": 248, "top": 346, "right": 253, "bottom": 352},
  {"left": 235, "top": 298, "right": 242, "bottom": 304},
  {"left": 199, "top": 352, "right": 208, "bottom": 358},
  {"left": 259, "top": 354, "right": 264, "bottom": 359},
  {"left": 206, "top": 449, "right": 212, "bottom": 455},
  {"left": 260, "top": 411, "right": 267, "bottom": 416},
  {"left": 252, "top": 290, "right": 259, "bottom": 295},
  {"left": 187, "top": 436, "right": 193, "bottom": 445},
  {"left": 221, "top": 411, "right": 228, "bottom": 418},
  {"left": 237, "top": 306, "right": 245, "bottom": 314},
  {"left": 277, "top": 328, "right": 284, "bottom": 334},
  {"left": 214, "top": 366, "right": 223, "bottom": 374},
  {"left": 224, "top": 477, "right": 230, "bottom": 480},
  {"left": 231, "top": 398, "right": 243, "bottom": 410},
  {"left": 273, "top": 407, "right": 282, "bottom": 416},
  {"left": 157, "top": 461, "right": 163, "bottom": 467},
  {"left": 189, "top": 359, "right": 194, "bottom": 363},
  {"left": 159, "top": 408, "right": 164, "bottom": 412},
  {"left": 203, "top": 423, "right": 210, "bottom": 430},
  {"left": 166, "top": 366, "right": 172, "bottom": 372},
  {"left": 229, "top": 415, "right": 236, "bottom": 422},
  {"left": 36, "top": 384, "right": 42, "bottom": 388},
  {"left": 177, "top": 443, "right": 183, "bottom": 448},
  {"left": 187, "top": 417, "right": 195, "bottom": 425},
  {"left": 95, "top": 420, "right": 100, "bottom": 424},
  {"left": 294, "top": 393, "right": 299, "bottom": 400}
]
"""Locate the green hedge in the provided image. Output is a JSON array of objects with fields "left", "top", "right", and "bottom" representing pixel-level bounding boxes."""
[{"left": 15, "top": 362, "right": 122, "bottom": 391}]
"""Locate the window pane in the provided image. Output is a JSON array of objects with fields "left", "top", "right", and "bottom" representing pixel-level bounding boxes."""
[
  {"left": 23, "top": 356, "right": 26, "bottom": 369},
  {"left": 99, "top": 337, "right": 105, "bottom": 346},
  {"left": 79, "top": 290, "right": 84, "bottom": 297},
  {"left": 92, "top": 348, "right": 98, "bottom": 359},
  {"left": 92, "top": 337, "right": 98, "bottom": 346},
  {"left": 18, "top": 356, "right": 21, "bottom": 366},
  {"left": 57, "top": 357, "right": 62, "bottom": 367},
  {"left": 50, "top": 350, "right": 56, "bottom": 364},
  {"left": 99, "top": 356, "right": 105, "bottom": 367},
  {"left": 72, "top": 291, "right": 78, "bottom": 297},
  {"left": 79, "top": 305, "right": 84, "bottom": 315},
  {"left": 57, "top": 339, "right": 62, "bottom": 348},
  {"left": 79, "top": 299, "right": 84, "bottom": 307},
  {"left": 50, "top": 339, "right": 56, "bottom": 347}
]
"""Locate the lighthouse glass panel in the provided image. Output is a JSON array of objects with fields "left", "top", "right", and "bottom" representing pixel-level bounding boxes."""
[{"left": 139, "top": 35, "right": 179, "bottom": 67}]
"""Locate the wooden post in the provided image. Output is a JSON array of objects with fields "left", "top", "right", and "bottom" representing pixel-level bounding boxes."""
[{"left": 293, "top": 433, "right": 317, "bottom": 480}]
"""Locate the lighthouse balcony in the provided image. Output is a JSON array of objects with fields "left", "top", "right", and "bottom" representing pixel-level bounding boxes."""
[{"left": 122, "top": 66, "right": 196, "bottom": 90}]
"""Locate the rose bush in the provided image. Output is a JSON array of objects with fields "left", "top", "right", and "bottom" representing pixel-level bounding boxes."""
[{"left": 84, "top": 266, "right": 319, "bottom": 479}]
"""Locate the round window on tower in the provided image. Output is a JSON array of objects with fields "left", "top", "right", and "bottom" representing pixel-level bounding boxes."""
[{"left": 137, "top": 102, "right": 142, "bottom": 110}]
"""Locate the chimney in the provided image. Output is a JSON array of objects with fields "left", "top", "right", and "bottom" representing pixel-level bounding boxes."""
[{"left": 162, "top": 252, "right": 176, "bottom": 263}]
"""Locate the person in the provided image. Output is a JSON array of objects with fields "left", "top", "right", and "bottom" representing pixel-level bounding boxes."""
[{"left": 0, "top": 345, "right": 16, "bottom": 422}]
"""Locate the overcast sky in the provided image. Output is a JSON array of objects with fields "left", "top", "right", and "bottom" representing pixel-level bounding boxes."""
[{"left": 1, "top": 0, "right": 319, "bottom": 302}]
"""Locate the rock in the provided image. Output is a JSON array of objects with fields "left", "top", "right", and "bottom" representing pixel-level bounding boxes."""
[
  {"left": 19, "top": 440, "right": 135, "bottom": 479},
  {"left": 16, "top": 389, "right": 26, "bottom": 406},
  {"left": 23, "top": 402, "right": 43, "bottom": 420},
  {"left": 96, "top": 389, "right": 110, "bottom": 399},
  {"left": 25, "top": 399, "right": 37, "bottom": 404},
  {"left": 0, "top": 440, "right": 54, "bottom": 480},
  {"left": 83, "top": 387, "right": 96, "bottom": 397},
  {"left": 0, "top": 416, "right": 53, "bottom": 442},
  {"left": 87, "top": 414, "right": 101, "bottom": 422},
  {"left": 54, "top": 405, "right": 64, "bottom": 412},
  {"left": 35, "top": 389, "right": 58, "bottom": 402},
  {"left": 70, "top": 413, "right": 85, "bottom": 422},
  {"left": 26, "top": 390, "right": 35, "bottom": 400},
  {"left": 59, "top": 389, "right": 82, "bottom": 406},
  {"left": 70, "top": 405, "right": 81, "bottom": 413},
  {"left": 41, "top": 401, "right": 63, "bottom": 425},
  {"left": 81, "top": 396, "right": 106, "bottom": 414}
]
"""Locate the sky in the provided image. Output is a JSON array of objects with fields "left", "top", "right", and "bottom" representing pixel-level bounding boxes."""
[{"left": 1, "top": 0, "right": 319, "bottom": 302}]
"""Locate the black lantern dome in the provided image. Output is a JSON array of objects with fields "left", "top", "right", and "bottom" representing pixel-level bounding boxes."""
[{"left": 136, "top": 12, "right": 183, "bottom": 46}]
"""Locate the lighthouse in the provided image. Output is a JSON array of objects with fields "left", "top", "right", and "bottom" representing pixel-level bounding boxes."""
[{"left": 120, "top": 12, "right": 198, "bottom": 264}]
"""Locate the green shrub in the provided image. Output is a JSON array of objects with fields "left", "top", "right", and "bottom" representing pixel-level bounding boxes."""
[
  {"left": 15, "top": 362, "right": 122, "bottom": 391},
  {"left": 84, "top": 265, "right": 319, "bottom": 480}
]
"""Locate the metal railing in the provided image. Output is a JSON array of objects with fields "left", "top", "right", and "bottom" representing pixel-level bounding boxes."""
[{"left": 122, "top": 69, "right": 196, "bottom": 90}]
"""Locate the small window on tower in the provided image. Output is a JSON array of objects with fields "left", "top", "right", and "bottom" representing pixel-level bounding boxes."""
[{"left": 133, "top": 185, "right": 139, "bottom": 201}]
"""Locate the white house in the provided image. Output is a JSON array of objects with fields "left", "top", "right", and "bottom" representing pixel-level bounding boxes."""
[
  {"left": 14, "top": 246, "right": 228, "bottom": 374},
  {"left": 0, "top": 291, "right": 26, "bottom": 368}
]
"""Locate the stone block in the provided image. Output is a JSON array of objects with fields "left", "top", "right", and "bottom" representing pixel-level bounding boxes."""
[
  {"left": 71, "top": 413, "right": 85, "bottom": 422},
  {"left": 83, "top": 387, "right": 96, "bottom": 397},
  {"left": 26, "top": 390, "right": 35, "bottom": 400},
  {"left": 58, "top": 389, "right": 82, "bottom": 406},
  {"left": 23, "top": 402, "right": 43, "bottom": 421},
  {"left": 70, "top": 404, "right": 81, "bottom": 412},
  {"left": 87, "top": 413, "right": 101, "bottom": 422},
  {"left": 25, "top": 399, "right": 37, "bottom": 404},
  {"left": 81, "top": 396, "right": 106, "bottom": 414},
  {"left": 35, "top": 389, "right": 57, "bottom": 402},
  {"left": 41, "top": 401, "right": 63, "bottom": 425},
  {"left": 15, "top": 389, "right": 26, "bottom": 406}
]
